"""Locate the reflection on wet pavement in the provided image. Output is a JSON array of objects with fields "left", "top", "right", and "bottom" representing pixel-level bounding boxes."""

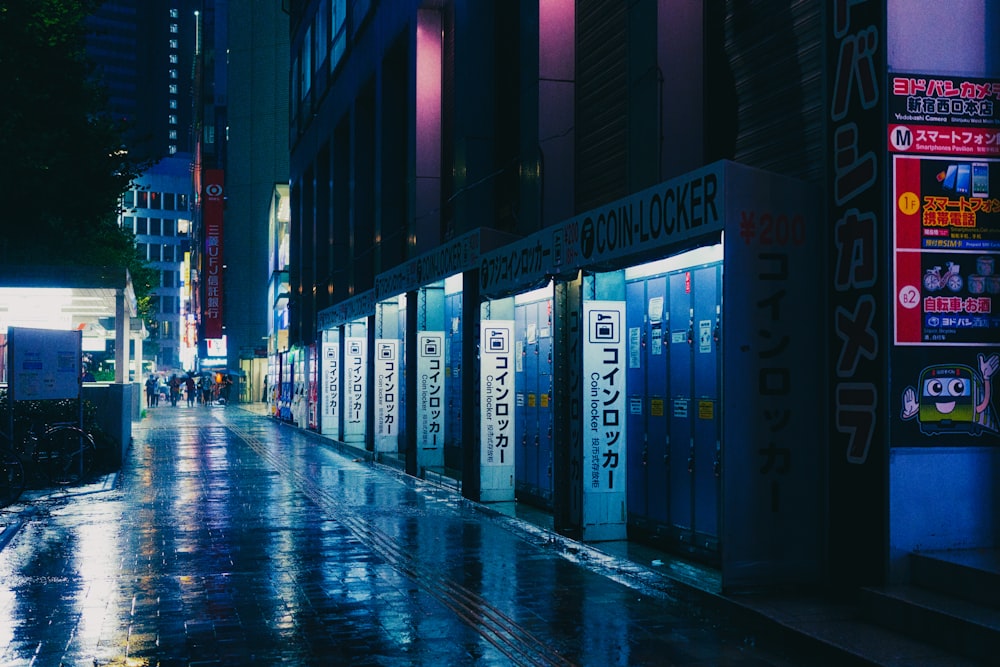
[{"left": 0, "top": 405, "right": 838, "bottom": 666}]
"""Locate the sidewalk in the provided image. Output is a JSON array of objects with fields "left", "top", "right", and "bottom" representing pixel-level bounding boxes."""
[
  {"left": 0, "top": 403, "right": 981, "bottom": 666},
  {"left": 251, "top": 404, "right": 981, "bottom": 667}
]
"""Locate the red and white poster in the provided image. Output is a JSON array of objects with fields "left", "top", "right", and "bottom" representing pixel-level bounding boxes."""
[
  {"left": 203, "top": 170, "right": 225, "bottom": 340},
  {"left": 893, "top": 155, "right": 1000, "bottom": 345}
]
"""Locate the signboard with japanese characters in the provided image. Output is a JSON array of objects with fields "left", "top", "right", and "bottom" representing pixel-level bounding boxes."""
[
  {"left": 374, "top": 339, "right": 399, "bottom": 453},
  {"left": 480, "top": 320, "right": 515, "bottom": 501},
  {"left": 203, "top": 170, "right": 225, "bottom": 340},
  {"left": 889, "top": 73, "right": 1000, "bottom": 154},
  {"left": 893, "top": 155, "right": 1000, "bottom": 345},
  {"left": 344, "top": 337, "right": 366, "bottom": 443},
  {"left": 416, "top": 332, "right": 445, "bottom": 467},
  {"left": 582, "top": 301, "right": 626, "bottom": 539},
  {"left": 8, "top": 327, "right": 82, "bottom": 401},
  {"left": 320, "top": 339, "right": 340, "bottom": 437}
]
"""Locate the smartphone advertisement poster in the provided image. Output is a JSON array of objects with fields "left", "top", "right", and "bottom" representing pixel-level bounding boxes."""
[{"left": 893, "top": 155, "right": 1000, "bottom": 344}]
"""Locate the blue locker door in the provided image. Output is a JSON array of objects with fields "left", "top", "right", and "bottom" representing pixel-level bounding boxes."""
[
  {"left": 692, "top": 265, "right": 721, "bottom": 543},
  {"left": 514, "top": 303, "right": 528, "bottom": 489},
  {"left": 646, "top": 277, "right": 669, "bottom": 525},
  {"left": 538, "top": 313, "right": 554, "bottom": 500},
  {"left": 524, "top": 301, "right": 541, "bottom": 494},
  {"left": 445, "top": 293, "right": 462, "bottom": 460},
  {"left": 625, "top": 279, "right": 647, "bottom": 521},
  {"left": 541, "top": 300, "right": 554, "bottom": 499},
  {"left": 668, "top": 271, "right": 694, "bottom": 533}
]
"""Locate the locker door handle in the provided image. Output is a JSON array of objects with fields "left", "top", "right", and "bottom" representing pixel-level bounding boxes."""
[
  {"left": 687, "top": 446, "right": 695, "bottom": 474},
  {"left": 641, "top": 445, "right": 648, "bottom": 466},
  {"left": 713, "top": 455, "right": 721, "bottom": 478}
]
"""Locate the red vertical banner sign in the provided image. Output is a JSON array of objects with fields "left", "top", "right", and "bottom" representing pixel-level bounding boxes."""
[{"left": 203, "top": 170, "right": 225, "bottom": 340}]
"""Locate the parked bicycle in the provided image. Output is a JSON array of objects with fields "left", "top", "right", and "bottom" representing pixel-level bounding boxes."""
[{"left": 0, "top": 420, "right": 97, "bottom": 508}]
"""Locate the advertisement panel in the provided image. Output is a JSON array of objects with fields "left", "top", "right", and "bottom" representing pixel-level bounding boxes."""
[
  {"left": 893, "top": 155, "right": 1000, "bottom": 346},
  {"left": 374, "top": 339, "right": 399, "bottom": 453}
]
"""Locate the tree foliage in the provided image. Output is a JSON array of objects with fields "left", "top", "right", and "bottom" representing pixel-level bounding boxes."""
[{"left": 0, "top": 0, "right": 149, "bottom": 290}]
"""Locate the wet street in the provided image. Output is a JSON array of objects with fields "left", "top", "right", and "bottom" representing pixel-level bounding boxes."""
[{"left": 0, "top": 404, "right": 847, "bottom": 666}]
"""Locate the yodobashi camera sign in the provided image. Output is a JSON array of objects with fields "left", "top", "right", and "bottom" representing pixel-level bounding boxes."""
[
  {"left": 417, "top": 332, "right": 445, "bottom": 468},
  {"left": 481, "top": 320, "right": 515, "bottom": 501},
  {"left": 582, "top": 302, "right": 627, "bottom": 541}
]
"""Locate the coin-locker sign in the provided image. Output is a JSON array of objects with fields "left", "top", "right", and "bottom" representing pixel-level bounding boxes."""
[
  {"left": 374, "top": 339, "right": 399, "bottom": 453},
  {"left": 582, "top": 302, "right": 627, "bottom": 496},
  {"left": 417, "top": 332, "right": 445, "bottom": 465},
  {"left": 481, "top": 320, "right": 515, "bottom": 500}
]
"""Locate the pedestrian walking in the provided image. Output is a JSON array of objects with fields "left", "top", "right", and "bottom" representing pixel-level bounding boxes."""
[
  {"left": 185, "top": 375, "right": 196, "bottom": 407},
  {"left": 169, "top": 374, "right": 181, "bottom": 407},
  {"left": 144, "top": 375, "right": 157, "bottom": 408}
]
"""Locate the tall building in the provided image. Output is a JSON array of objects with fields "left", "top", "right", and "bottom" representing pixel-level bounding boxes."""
[
  {"left": 281, "top": 0, "right": 1000, "bottom": 605},
  {"left": 86, "top": 1, "right": 200, "bottom": 164},
  {"left": 224, "top": 1, "right": 290, "bottom": 402},
  {"left": 120, "top": 155, "right": 195, "bottom": 372}
]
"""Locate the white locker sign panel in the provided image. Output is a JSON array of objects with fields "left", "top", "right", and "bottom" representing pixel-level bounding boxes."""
[
  {"left": 374, "top": 339, "right": 399, "bottom": 453},
  {"left": 417, "top": 332, "right": 445, "bottom": 465},
  {"left": 583, "top": 302, "right": 627, "bottom": 494},
  {"left": 344, "top": 337, "right": 366, "bottom": 442},
  {"left": 481, "top": 321, "right": 515, "bottom": 466},
  {"left": 320, "top": 340, "right": 340, "bottom": 437}
]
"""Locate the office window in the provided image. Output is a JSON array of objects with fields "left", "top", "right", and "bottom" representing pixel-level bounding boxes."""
[
  {"left": 170, "top": 23, "right": 178, "bottom": 33},
  {"left": 177, "top": 194, "right": 188, "bottom": 210},
  {"left": 163, "top": 193, "right": 175, "bottom": 210},
  {"left": 170, "top": 8, "right": 178, "bottom": 18},
  {"left": 137, "top": 191, "right": 148, "bottom": 207},
  {"left": 122, "top": 191, "right": 135, "bottom": 208},
  {"left": 169, "top": 69, "right": 177, "bottom": 79},
  {"left": 149, "top": 218, "right": 162, "bottom": 236},
  {"left": 149, "top": 244, "right": 161, "bottom": 261},
  {"left": 163, "top": 270, "right": 174, "bottom": 288},
  {"left": 169, "top": 54, "right": 178, "bottom": 64},
  {"left": 162, "top": 245, "right": 174, "bottom": 262},
  {"left": 122, "top": 216, "right": 134, "bottom": 231},
  {"left": 169, "top": 39, "right": 178, "bottom": 49},
  {"left": 169, "top": 99, "right": 177, "bottom": 109},
  {"left": 168, "top": 114, "right": 177, "bottom": 125},
  {"left": 169, "top": 84, "right": 177, "bottom": 94},
  {"left": 169, "top": 145, "right": 177, "bottom": 154},
  {"left": 163, "top": 218, "right": 175, "bottom": 236},
  {"left": 149, "top": 192, "right": 160, "bottom": 209},
  {"left": 169, "top": 129, "right": 177, "bottom": 140},
  {"left": 136, "top": 217, "right": 148, "bottom": 234}
]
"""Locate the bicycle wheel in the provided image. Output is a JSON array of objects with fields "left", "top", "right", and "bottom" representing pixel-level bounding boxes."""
[
  {"left": 34, "top": 426, "right": 96, "bottom": 485},
  {"left": 0, "top": 448, "right": 26, "bottom": 507}
]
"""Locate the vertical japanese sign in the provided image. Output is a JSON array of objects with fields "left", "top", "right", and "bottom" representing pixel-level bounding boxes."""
[
  {"left": 893, "top": 155, "right": 1000, "bottom": 345},
  {"left": 320, "top": 339, "right": 339, "bottom": 437},
  {"left": 344, "top": 337, "right": 366, "bottom": 441},
  {"left": 375, "top": 339, "right": 399, "bottom": 453},
  {"left": 582, "top": 302, "right": 626, "bottom": 497},
  {"left": 826, "top": 0, "right": 885, "bottom": 584},
  {"left": 203, "top": 170, "right": 225, "bottom": 340},
  {"left": 481, "top": 321, "right": 515, "bottom": 495},
  {"left": 417, "top": 332, "right": 445, "bottom": 462}
]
